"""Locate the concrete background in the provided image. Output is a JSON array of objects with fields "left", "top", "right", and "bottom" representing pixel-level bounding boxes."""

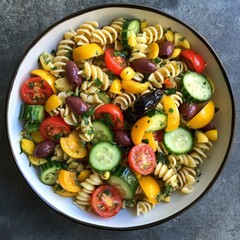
[{"left": 1, "top": 0, "right": 239, "bottom": 239}]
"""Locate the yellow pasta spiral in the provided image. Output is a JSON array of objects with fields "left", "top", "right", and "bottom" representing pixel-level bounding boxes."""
[
  {"left": 142, "top": 23, "right": 164, "bottom": 44},
  {"left": 136, "top": 198, "right": 155, "bottom": 216}
]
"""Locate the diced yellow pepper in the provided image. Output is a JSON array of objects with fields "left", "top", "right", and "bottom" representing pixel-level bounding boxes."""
[
  {"left": 45, "top": 94, "right": 63, "bottom": 113},
  {"left": 78, "top": 169, "right": 92, "bottom": 182},
  {"left": 204, "top": 129, "right": 218, "bottom": 141},
  {"left": 174, "top": 32, "right": 190, "bottom": 49},
  {"left": 31, "top": 131, "right": 44, "bottom": 143},
  {"left": 120, "top": 67, "right": 135, "bottom": 81},
  {"left": 109, "top": 79, "right": 122, "bottom": 94},
  {"left": 21, "top": 139, "right": 35, "bottom": 155},
  {"left": 122, "top": 79, "right": 149, "bottom": 94},
  {"left": 195, "top": 131, "right": 209, "bottom": 143},
  {"left": 28, "top": 155, "right": 47, "bottom": 166},
  {"left": 170, "top": 48, "right": 181, "bottom": 59},
  {"left": 142, "top": 131, "right": 157, "bottom": 152},
  {"left": 128, "top": 33, "right": 137, "bottom": 48},
  {"left": 164, "top": 30, "right": 175, "bottom": 43},
  {"left": 148, "top": 42, "right": 159, "bottom": 59}
]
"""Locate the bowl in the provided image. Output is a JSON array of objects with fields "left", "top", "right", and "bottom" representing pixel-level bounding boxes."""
[{"left": 6, "top": 4, "right": 235, "bottom": 229}]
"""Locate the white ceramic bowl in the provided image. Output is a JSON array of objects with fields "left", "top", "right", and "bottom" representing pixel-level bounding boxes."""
[{"left": 6, "top": 4, "right": 235, "bottom": 229}]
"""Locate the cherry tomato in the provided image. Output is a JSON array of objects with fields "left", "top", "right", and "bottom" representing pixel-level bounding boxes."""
[
  {"left": 153, "top": 130, "right": 164, "bottom": 142},
  {"left": 94, "top": 104, "right": 124, "bottom": 129},
  {"left": 21, "top": 77, "right": 53, "bottom": 104},
  {"left": 105, "top": 48, "right": 127, "bottom": 75},
  {"left": 128, "top": 143, "right": 157, "bottom": 175},
  {"left": 39, "top": 116, "right": 71, "bottom": 142},
  {"left": 180, "top": 49, "right": 205, "bottom": 73},
  {"left": 91, "top": 185, "right": 122, "bottom": 218}
]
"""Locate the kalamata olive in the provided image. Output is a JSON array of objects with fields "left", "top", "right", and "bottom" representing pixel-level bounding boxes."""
[
  {"left": 133, "top": 89, "right": 164, "bottom": 113},
  {"left": 65, "top": 96, "right": 88, "bottom": 115},
  {"left": 179, "top": 102, "right": 199, "bottom": 121},
  {"left": 131, "top": 58, "right": 157, "bottom": 74},
  {"left": 34, "top": 140, "right": 55, "bottom": 158},
  {"left": 114, "top": 130, "right": 132, "bottom": 147},
  {"left": 159, "top": 41, "right": 174, "bottom": 59},
  {"left": 200, "top": 122, "right": 216, "bottom": 132},
  {"left": 66, "top": 61, "right": 82, "bottom": 87},
  {"left": 123, "top": 109, "right": 142, "bottom": 125}
]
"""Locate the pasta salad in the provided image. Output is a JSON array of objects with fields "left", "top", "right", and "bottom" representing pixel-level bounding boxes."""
[{"left": 19, "top": 17, "right": 218, "bottom": 217}]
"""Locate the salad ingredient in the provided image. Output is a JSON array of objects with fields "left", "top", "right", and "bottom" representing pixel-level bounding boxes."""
[
  {"left": 181, "top": 71, "right": 212, "bottom": 102},
  {"left": 204, "top": 129, "right": 218, "bottom": 141},
  {"left": 123, "top": 108, "right": 142, "bottom": 125},
  {"left": 91, "top": 185, "right": 122, "bottom": 218},
  {"left": 179, "top": 102, "right": 199, "bottom": 121},
  {"left": 148, "top": 42, "right": 159, "bottom": 59},
  {"left": 28, "top": 155, "right": 47, "bottom": 166},
  {"left": 163, "top": 127, "right": 193, "bottom": 154},
  {"left": 39, "top": 116, "right": 71, "bottom": 142},
  {"left": 21, "top": 77, "right": 53, "bottom": 105},
  {"left": 45, "top": 94, "right": 62, "bottom": 113},
  {"left": 120, "top": 66, "right": 135, "bottom": 81},
  {"left": 107, "top": 165, "right": 138, "bottom": 199},
  {"left": 142, "top": 132, "right": 157, "bottom": 152},
  {"left": 53, "top": 184, "right": 78, "bottom": 197},
  {"left": 158, "top": 41, "right": 174, "bottom": 59},
  {"left": 58, "top": 169, "right": 81, "bottom": 192},
  {"left": 65, "top": 96, "right": 89, "bottom": 115},
  {"left": 109, "top": 79, "right": 122, "bottom": 94},
  {"left": 186, "top": 100, "right": 215, "bottom": 129},
  {"left": 19, "top": 104, "right": 45, "bottom": 123},
  {"left": 105, "top": 48, "right": 127, "bottom": 75},
  {"left": 174, "top": 32, "right": 190, "bottom": 49},
  {"left": 121, "top": 78, "right": 149, "bottom": 94},
  {"left": 39, "top": 52, "right": 55, "bottom": 71},
  {"left": 146, "top": 110, "right": 168, "bottom": 132},
  {"left": 91, "top": 121, "right": 113, "bottom": 144},
  {"left": 89, "top": 141, "right": 121, "bottom": 172},
  {"left": 180, "top": 49, "right": 205, "bottom": 73},
  {"left": 94, "top": 104, "right": 124, "bottom": 130},
  {"left": 34, "top": 140, "right": 56, "bottom": 158},
  {"left": 133, "top": 89, "right": 164, "bottom": 113},
  {"left": 66, "top": 61, "right": 82, "bottom": 87},
  {"left": 113, "top": 130, "right": 132, "bottom": 147},
  {"left": 21, "top": 138, "right": 35, "bottom": 155},
  {"left": 128, "top": 143, "right": 156, "bottom": 175},
  {"left": 131, "top": 58, "right": 157, "bottom": 74}
]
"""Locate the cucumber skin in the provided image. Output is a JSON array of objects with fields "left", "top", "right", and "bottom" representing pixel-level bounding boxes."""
[
  {"left": 19, "top": 104, "right": 45, "bottom": 123},
  {"left": 146, "top": 110, "right": 167, "bottom": 132},
  {"left": 91, "top": 121, "right": 113, "bottom": 145}
]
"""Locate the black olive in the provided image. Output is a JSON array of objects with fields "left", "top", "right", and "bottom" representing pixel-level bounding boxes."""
[
  {"left": 123, "top": 109, "right": 142, "bottom": 125},
  {"left": 133, "top": 89, "right": 164, "bottom": 113}
]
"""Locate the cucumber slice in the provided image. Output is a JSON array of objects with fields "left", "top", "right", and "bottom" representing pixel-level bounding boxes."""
[
  {"left": 97, "top": 91, "right": 111, "bottom": 104},
  {"left": 107, "top": 165, "right": 138, "bottom": 199},
  {"left": 163, "top": 127, "right": 193, "bottom": 155},
  {"left": 91, "top": 121, "right": 113, "bottom": 144},
  {"left": 121, "top": 19, "right": 141, "bottom": 50},
  {"left": 39, "top": 161, "right": 62, "bottom": 185},
  {"left": 181, "top": 71, "right": 212, "bottom": 102},
  {"left": 24, "top": 122, "right": 40, "bottom": 132},
  {"left": 19, "top": 104, "right": 45, "bottom": 123},
  {"left": 89, "top": 141, "right": 121, "bottom": 172},
  {"left": 146, "top": 110, "right": 167, "bottom": 132}
]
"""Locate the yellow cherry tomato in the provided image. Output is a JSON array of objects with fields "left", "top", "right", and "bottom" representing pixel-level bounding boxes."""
[
  {"left": 45, "top": 94, "right": 63, "bottom": 113},
  {"left": 28, "top": 155, "right": 47, "bottom": 166},
  {"left": 120, "top": 67, "right": 135, "bottom": 81},
  {"left": 195, "top": 131, "right": 209, "bottom": 143},
  {"left": 77, "top": 169, "right": 92, "bottom": 182},
  {"left": 139, "top": 176, "right": 160, "bottom": 204},
  {"left": 142, "top": 131, "right": 157, "bottom": 152},
  {"left": 170, "top": 48, "right": 181, "bottom": 59},
  {"left": 131, "top": 116, "right": 153, "bottom": 145},
  {"left": 72, "top": 43, "right": 103, "bottom": 61},
  {"left": 21, "top": 139, "right": 35, "bottom": 155},
  {"left": 58, "top": 169, "right": 81, "bottom": 193},
  {"left": 161, "top": 95, "right": 180, "bottom": 132},
  {"left": 53, "top": 184, "right": 78, "bottom": 197},
  {"left": 204, "top": 129, "right": 218, "bottom": 141},
  {"left": 31, "top": 69, "right": 57, "bottom": 93},
  {"left": 186, "top": 101, "right": 215, "bottom": 129},
  {"left": 148, "top": 42, "right": 159, "bottom": 59},
  {"left": 60, "top": 130, "right": 87, "bottom": 159},
  {"left": 109, "top": 79, "right": 122, "bottom": 94}
]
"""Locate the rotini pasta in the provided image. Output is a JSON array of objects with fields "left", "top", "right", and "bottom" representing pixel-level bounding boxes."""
[{"left": 136, "top": 198, "right": 155, "bottom": 216}]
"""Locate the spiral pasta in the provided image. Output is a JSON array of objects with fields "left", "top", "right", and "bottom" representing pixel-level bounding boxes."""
[
  {"left": 136, "top": 198, "right": 155, "bottom": 216},
  {"left": 113, "top": 92, "right": 136, "bottom": 110},
  {"left": 77, "top": 116, "right": 95, "bottom": 142},
  {"left": 142, "top": 23, "right": 164, "bottom": 44}
]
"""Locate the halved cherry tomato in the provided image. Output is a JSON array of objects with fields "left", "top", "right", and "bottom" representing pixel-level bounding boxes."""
[
  {"left": 21, "top": 77, "right": 53, "bottom": 104},
  {"left": 39, "top": 116, "right": 71, "bottom": 142},
  {"left": 180, "top": 49, "right": 205, "bottom": 73},
  {"left": 105, "top": 48, "right": 127, "bottom": 75},
  {"left": 153, "top": 130, "right": 164, "bottom": 142},
  {"left": 91, "top": 185, "right": 122, "bottom": 218},
  {"left": 94, "top": 104, "right": 124, "bottom": 129},
  {"left": 128, "top": 143, "right": 156, "bottom": 175}
]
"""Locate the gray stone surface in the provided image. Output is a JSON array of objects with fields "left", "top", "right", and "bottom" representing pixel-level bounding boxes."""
[{"left": 1, "top": 0, "right": 239, "bottom": 239}]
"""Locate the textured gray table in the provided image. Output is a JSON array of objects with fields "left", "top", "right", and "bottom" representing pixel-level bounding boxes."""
[{"left": 1, "top": 0, "right": 239, "bottom": 239}]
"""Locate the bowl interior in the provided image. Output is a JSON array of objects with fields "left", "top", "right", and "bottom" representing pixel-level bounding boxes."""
[{"left": 7, "top": 5, "right": 234, "bottom": 229}]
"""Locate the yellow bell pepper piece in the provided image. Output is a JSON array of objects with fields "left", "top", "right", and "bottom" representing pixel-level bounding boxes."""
[
  {"left": 53, "top": 184, "right": 78, "bottom": 197},
  {"left": 77, "top": 169, "right": 92, "bottom": 182},
  {"left": 21, "top": 139, "right": 35, "bottom": 155},
  {"left": 131, "top": 116, "right": 153, "bottom": 145},
  {"left": 186, "top": 101, "right": 215, "bottom": 129},
  {"left": 142, "top": 132, "right": 157, "bottom": 152},
  {"left": 128, "top": 33, "right": 137, "bottom": 48},
  {"left": 139, "top": 176, "right": 160, "bottom": 204},
  {"left": 170, "top": 48, "right": 181, "bottom": 59},
  {"left": 60, "top": 130, "right": 87, "bottom": 159},
  {"left": 161, "top": 96, "right": 180, "bottom": 132},
  {"left": 148, "top": 42, "right": 159, "bottom": 59},
  {"left": 204, "top": 129, "right": 218, "bottom": 141},
  {"left": 39, "top": 52, "right": 55, "bottom": 71},
  {"left": 72, "top": 43, "right": 103, "bottom": 61},
  {"left": 174, "top": 32, "right": 190, "bottom": 49},
  {"left": 120, "top": 67, "right": 135, "bottom": 81},
  {"left": 45, "top": 94, "right": 63, "bottom": 113},
  {"left": 109, "top": 79, "right": 122, "bottom": 94},
  {"left": 195, "top": 131, "right": 209, "bottom": 143},
  {"left": 164, "top": 30, "right": 175, "bottom": 43},
  {"left": 31, "top": 69, "right": 57, "bottom": 93},
  {"left": 122, "top": 79, "right": 149, "bottom": 94},
  {"left": 28, "top": 155, "right": 47, "bottom": 166},
  {"left": 31, "top": 131, "right": 44, "bottom": 143}
]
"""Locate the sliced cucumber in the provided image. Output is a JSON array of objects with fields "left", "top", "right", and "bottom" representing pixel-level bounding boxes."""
[
  {"left": 163, "top": 127, "right": 193, "bottom": 155},
  {"left": 121, "top": 19, "right": 141, "bottom": 50},
  {"left": 146, "top": 110, "right": 167, "bottom": 132},
  {"left": 181, "top": 71, "right": 212, "bottom": 102},
  {"left": 24, "top": 121, "right": 40, "bottom": 132},
  {"left": 19, "top": 104, "right": 45, "bottom": 123},
  {"left": 91, "top": 121, "right": 113, "bottom": 144},
  {"left": 107, "top": 165, "right": 138, "bottom": 200},
  {"left": 39, "top": 161, "right": 62, "bottom": 185},
  {"left": 97, "top": 91, "right": 111, "bottom": 104},
  {"left": 89, "top": 141, "right": 121, "bottom": 172}
]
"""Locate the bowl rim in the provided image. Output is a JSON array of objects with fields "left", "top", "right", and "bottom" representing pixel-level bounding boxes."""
[{"left": 5, "top": 3, "right": 236, "bottom": 230}]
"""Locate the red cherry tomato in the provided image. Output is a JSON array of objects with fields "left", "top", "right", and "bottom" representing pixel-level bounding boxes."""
[
  {"left": 128, "top": 143, "right": 157, "bottom": 175},
  {"left": 94, "top": 104, "right": 124, "bottom": 129},
  {"left": 39, "top": 116, "right": 71, "bottom": 142},
  {"left": 91, "top": 185, "right": 122, "bottom": 218},
  {"left": 180, "top": 49, "right": 205, "bottom": 73},
  {"left": 153, "top": 130, "right": 164, "bottom": 142},
  {"left": 105, "top": 48, "right": 127, "bottom": 75},
  {"left": 21, "top": 77, "right": 53, "bottom": 104}
]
